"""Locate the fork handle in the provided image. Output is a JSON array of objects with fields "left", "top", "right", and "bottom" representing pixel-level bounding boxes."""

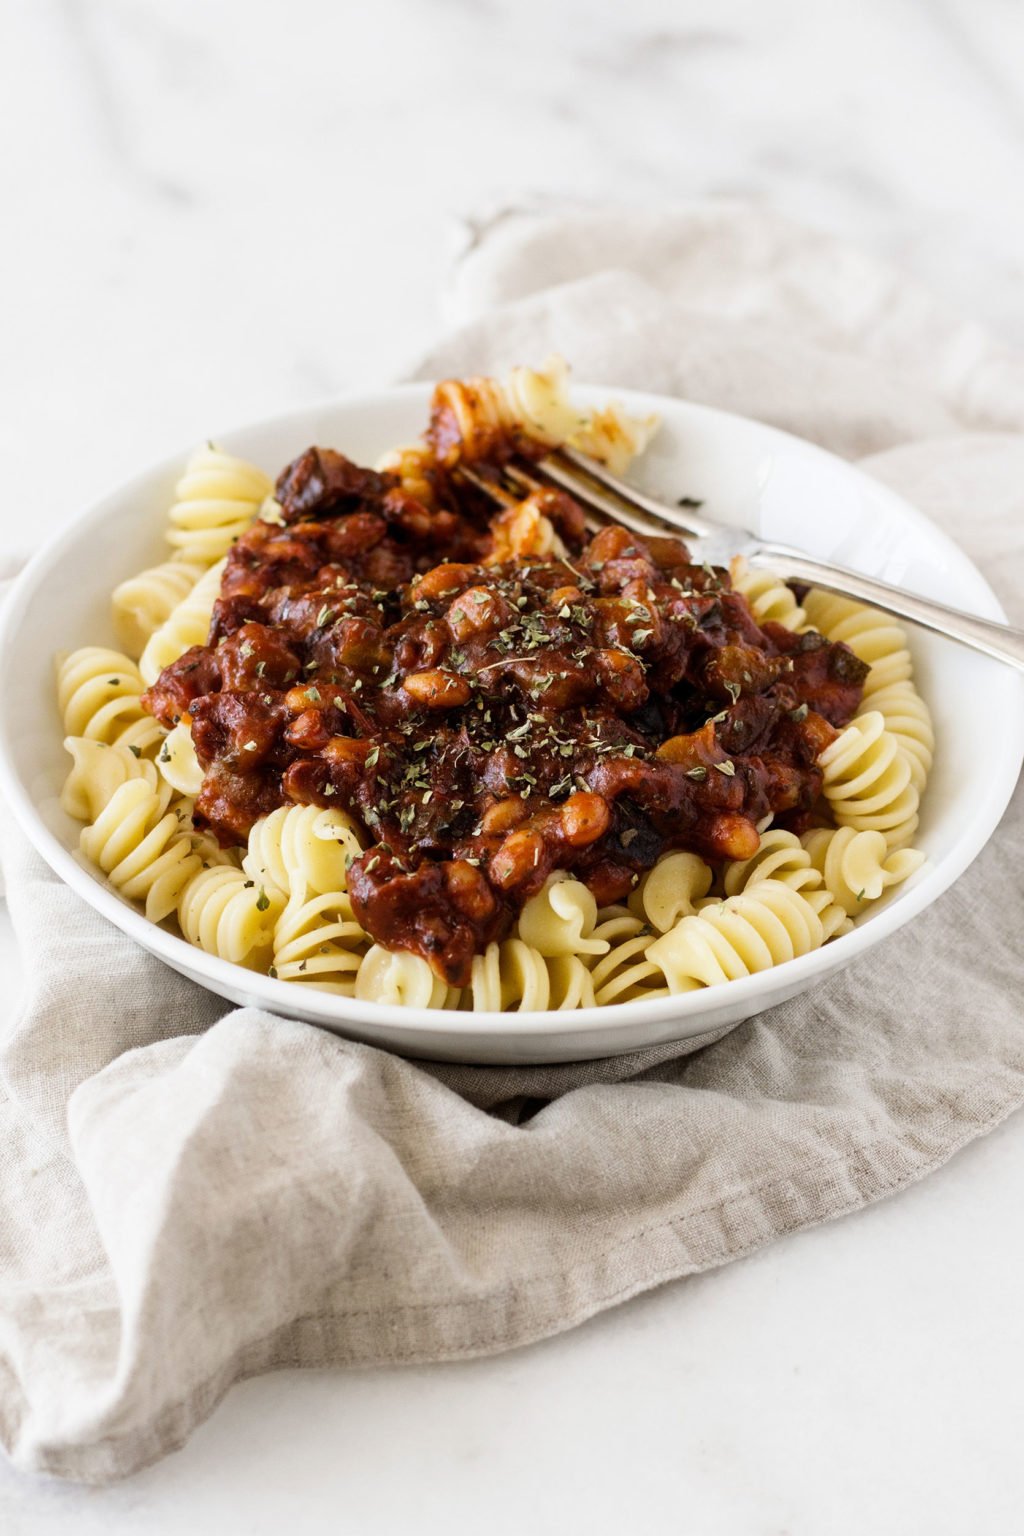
[{"left": 751, "top": 543, "right": 1024, "bottom": 672}]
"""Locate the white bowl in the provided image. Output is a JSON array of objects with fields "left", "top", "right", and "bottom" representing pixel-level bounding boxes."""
[{"left": 1, "top": 385, "right": 1021, "bottom": 1064}]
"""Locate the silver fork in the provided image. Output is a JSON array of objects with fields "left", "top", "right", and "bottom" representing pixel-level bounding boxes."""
[{"left": 481, "top": 445, "right": 1024, "bottom": 673}]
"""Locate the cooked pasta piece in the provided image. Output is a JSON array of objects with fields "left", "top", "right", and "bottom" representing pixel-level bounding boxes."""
[
  {"left": 111, "top": 559, "right": 205, "bottom": 658},
  {"left": 546, "top": 955, "right": 597, "bottom": 1010},
  {"left": 721, "top": 829, "right": 824, "bottom": 899},
  {"left": 429, "top": 356, "right": 657, "bottom": 475},
  {"left": 271, "top": 890, "right": 367, "bottom": 991},
  {"left": 802, "top": 590, "right": 913, "bottom": 697},
  {"left": 801, "top": 826, "right": 925, "bottom": 916},
  {"left": 818, "top": 710, "right": 919, "bottom": 849},
  {"left": 487, "top": 491, "right": 567, "bottom": 562},
  {"left": 80, "top": 778, "right": 202, "bottom": 922},
  {"left": 139, "top": 559, "right": 226, "bottom": 685},
  {"left": 165, "top": 446, "right": 273, "bottom": 565},
  {"left": 721, "top": 830, "right": 851, "bottom": 938},
  {"left": 729, "top": 556, "right": 807, "bottom": 631},
  {"left": 374, "top": 442, "right": 437, "bottom": 506},
  {"left": 466, "top": 940, "right": 596, "bottom": 1011},
  {"left": 628, "top": 851, "right": 714, "bottom": 932},
  {"left": 155, "top": 721, "right": 204, "bottom": 796},
  {"left": 862, "top": 679, "right": 935, "bottom": 793},
  {"left": 518, "top": 873, "right": 609, "bottom": 957},
  {"left": 56, "top": 647, "right": 164, "bottom": 755},
  {"left": 177, "top": 865, "right": 285, "bottom": 969},
  {"left": 586, "top": 907, "right": 669, "bottom": 1007},
  {"left": 61, "top": 736, "right": 172, "bottom": 823},
  {"left": 647, "top": 880, "right": 829, "bottom": 992},
  {"left": 242, "top": 805, "right": 364, "bottom": 901},
  {"left": 802, "top": 589, "right": 934, "bottom": 789},
  {"left": 354, "top": 945, "right": 459, "bottom": 1008},
  {"left": 510, "top": 355, "right": 658, "bottom": 473}
]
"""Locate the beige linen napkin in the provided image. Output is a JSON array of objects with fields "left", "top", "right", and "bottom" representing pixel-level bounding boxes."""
[{"left": 1, "top": 204, "right": 1022, "bottom": 1485}]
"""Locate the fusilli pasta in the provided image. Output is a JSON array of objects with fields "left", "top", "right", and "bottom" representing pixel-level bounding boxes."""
[
  {"left": 155, "top": 721, "right": 204, "bottom": 797},
  {"left": 518, "top": 873, "right": 609, "bottom": 957},
  {"left": 802, "top": 588, "right": 935, "bottom": 791},
  {"left": 165, "top": 446, "right": 272, "bottom": 565},
  {"left": 272, "top": 890, "right": 367, "bottom": 992},
  {"left": 430, "top": 357, "right": 657, "bottom": 476},
  {"left": 801, "top": 826, "right": 926, "bottom": 915},
  {"left": 242, "top": 805, "right": 364, "bottom": 901},
  {"left": 627, "top": 851, "right": 714, "bottom": 931},
  {"left": 647, "top": 880, "right": 831, "bottom": 992},
  {"left": 586, "top": 908, "right": 669, "bottom": 1006},
  {"left": 177, "top": 865, "right": 285, "bottom": 969},
  {"left": 139, "top": 559, "right": 226, "bottom": 685},
  {"left": 56, "top": 647, "right": 164, "bottom": 755},
  {"left": 729, "top": 556, "right": 807, "bottom": 631},
  {"left": 355, "top": 945, "right": 458, "bottom": 1008},
  {"left": 818, "top": 710, "right": 920, "bottom": 849},
  {"left": 62, "top": 736, "right": 172, "bottom": 823},
  {"left": 111, "top": 559, "right": 205, "bottom": 659},
  {"left": 80, "top": 778, "right": 201, "bottom": 922},
  {"left": 463, "top": 939, "right": 594, "bottom": 1012}
]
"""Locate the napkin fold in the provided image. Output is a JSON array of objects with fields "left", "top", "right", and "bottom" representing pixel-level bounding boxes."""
[{"left": 2, "top": 203, "right": 1022, "bottom": 1484}]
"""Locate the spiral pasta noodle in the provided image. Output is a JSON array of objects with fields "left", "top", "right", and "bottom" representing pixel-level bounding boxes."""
[
  {"left": 721, "top": 829, "right": 825, "bottom": 899},
  {"left": 518, "top": 873, "right": 609, "bottom": 957},
  {"left": 355, "top": 945, "right": 458, "bottom": 1009},
  {"left": 585, "top": 907, "right": 669, "bottom": 1006},
  {"left": 801, "top": 826, "right": 925, "bottom": 915},
  {"left": 462, "top": 938, "right": 595, "bottom": 1012},
  {"left": 729, "top": 556, "right": 807, "bottom": 631},
  {"left": 802, "top": 589, "right": 934, "bottom": 791},
  {"left": 487, "top": 492, "right": 568, "bottom": 562},
  {"left": 430, "top": 357, "right": 657, "bottom": 476},
  {"left": 862, "top": 679, "right": 935, "bottom": 793},
  {"left": 62, "top": 736, "right": 172, "bottom": 824},
  {"left": 271, "top": 890, "right": 367, "bottom": 992},
  {"left": 818, "top": 710, "right": 919, "bottom": 849},
  {"left": 627, "top": 851, "right": 714, "bottom": 932},
  {"left": 155, "top": 721, "right": 204, "bottom": 797},
  {"left": 177, "top": 865, "right": 285, "bottom": 969},
  {"left": 721, "top": 829, "right": 851, "bottom": 938},
  {"left": 647, "top": 880, "right": 830, "bottom": 992},
  {"left": 139, "top": 558, "right": 227, "bottom": 685},
  {"left": 375, "top": 442, "right": 437, "bottom": 506},
  {"left": 111, "top": 559, "right": 205, "bottom": 659},
  {"left": 80, "top": 778, "right": 202, "bottom": 922},
  {"left": 165, "top": 446, "right": 273, "bottom": 565},
  {"left": 56, "top": 647, "right": 165, "bottom": 756},
  {"left": 242, "top": 805, "right": 365, "bottom": 901}
]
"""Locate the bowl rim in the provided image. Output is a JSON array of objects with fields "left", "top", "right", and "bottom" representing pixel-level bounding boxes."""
[{"left": 1, "top": 380, "right": 1021, "bottom": 1050}]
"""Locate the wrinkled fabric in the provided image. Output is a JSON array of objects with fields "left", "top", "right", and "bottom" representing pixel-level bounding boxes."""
[{"left": 1, "top": 204, "right": 1021, "bottom": 1485}]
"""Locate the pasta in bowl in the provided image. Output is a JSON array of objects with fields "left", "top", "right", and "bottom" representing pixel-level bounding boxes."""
[{"left": 2, "top": 366, "right": 1021, "bottom": 1062}]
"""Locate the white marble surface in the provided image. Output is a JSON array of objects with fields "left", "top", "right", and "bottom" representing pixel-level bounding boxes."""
[{"left": 2, "top": 0, "right": 1023, "bottom": 1529}]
